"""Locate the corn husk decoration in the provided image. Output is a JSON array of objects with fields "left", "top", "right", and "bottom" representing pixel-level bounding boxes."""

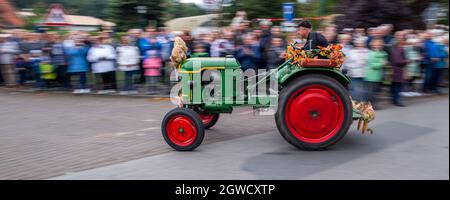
[
  {"left": 352, "top": 101, "right": 376, "bottom": 134},
  {"left": 170, "top": 37, "right": 188, "bottom": 67}
]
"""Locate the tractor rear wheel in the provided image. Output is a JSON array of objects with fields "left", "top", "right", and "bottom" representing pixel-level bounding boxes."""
[
  {"left": 198, "top": 112, "right": 220, "bottom": 129},
  {"left": 275, "top": 74, "right": 352, "bottom": 150},
  {"left": 162, "top": 108, "right": 205, "bottom": 151}
]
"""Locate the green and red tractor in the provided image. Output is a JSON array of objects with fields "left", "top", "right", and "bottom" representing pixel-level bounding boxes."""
[{"left": 162, "top": 43, "right": 371, "bottom": 151}]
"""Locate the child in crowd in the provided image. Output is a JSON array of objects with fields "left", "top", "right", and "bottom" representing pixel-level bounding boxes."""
[
  {"left": 364, "top": 39, "right": 388, "bottom": 109},
  {"left": 38, "top": 53, "right": 57, "bottom": 87},
  {"left": 28, "top": 50, "right": 43, "bottom": 89},
  {"left": 191, "top": 43, "right": 209, "bottom": 58},
  {"left": 116, "top": 36, "right": 140, "bottom": 95},
  {"left": 14, "top": 55, "right": 27, "bottom": 86},
  {"left": 143, "top": 50, "right": 162, "bottom": 94}
]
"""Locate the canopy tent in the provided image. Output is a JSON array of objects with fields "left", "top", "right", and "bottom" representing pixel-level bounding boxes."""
[{"left": 165, "top": 14, "right": 221, "bottom": 32}]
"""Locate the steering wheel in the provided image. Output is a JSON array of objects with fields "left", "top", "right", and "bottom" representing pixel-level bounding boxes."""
[{"left": 290, "top": 41, "right": 302, "bottom": 51}]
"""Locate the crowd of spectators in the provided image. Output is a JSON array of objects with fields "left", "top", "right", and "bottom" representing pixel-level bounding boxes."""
[{"left": 0, "top": 11, "right": 448, "bottom": 108}]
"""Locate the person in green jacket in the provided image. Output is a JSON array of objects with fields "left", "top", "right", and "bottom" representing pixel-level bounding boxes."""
[{"left": 364, "top": 39, "right": 388, "bottom": 109}]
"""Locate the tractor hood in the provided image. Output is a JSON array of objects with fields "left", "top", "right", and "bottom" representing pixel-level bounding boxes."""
[{"left": 180, "top": 57, "right": 240, "bottom": 73}]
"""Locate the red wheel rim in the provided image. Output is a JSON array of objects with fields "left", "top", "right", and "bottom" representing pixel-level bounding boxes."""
[
  {"left": 284, "top": 84, "right": 345, "bottom": 143},
  {"left": 166, "top": 115, "right": 197, "bottom": 146},
  {"left": 199, "top": 113, "right": 214, "bottom": 125}
]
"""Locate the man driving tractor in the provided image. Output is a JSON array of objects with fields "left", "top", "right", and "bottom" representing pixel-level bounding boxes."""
[{"left": 297, "top": 21, "right": 329, "bottom": 51}]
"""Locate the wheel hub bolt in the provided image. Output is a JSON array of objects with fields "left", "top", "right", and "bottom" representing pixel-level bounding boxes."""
[
  {"left": 311, "top": 111, "right": 319, "bottom": 119},
  {"left": 178, "top": 128, "right": 185, "bottom": 133}
]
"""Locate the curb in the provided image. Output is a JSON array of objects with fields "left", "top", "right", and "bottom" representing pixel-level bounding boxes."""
[
  {"left": 0, "top": 87, "right": 171, "bottom": 100},
  {"left": 1, "top": 86, "right": 448, "bottom": 102}
]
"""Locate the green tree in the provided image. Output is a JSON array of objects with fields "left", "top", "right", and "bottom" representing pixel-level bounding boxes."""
[
  {"left": 438, "top": 0, "right": 449, "bottom": 25},
  {"left": 334, "top": 0, "right": 449, "bottom": 30},
  {"left": 22, "top": 2, "right": 47, "bottom": 30},
  {"left": 106, "top": 0, "right": 164, "bottom": 31},
  {"left": 222, "top": 0, "right": 339, "bottom": 27},
  {"left": 222, "top": 0, "right": 291, "bottom": 27},
  {"left": 234, "top": 0, "right": 287, "bottom": 19},
  {"left": 12, "top": 0, "right": 109, "bottom": 18},
  {"left": 162, "top": 0, "right": 206, "bottom": 21}
]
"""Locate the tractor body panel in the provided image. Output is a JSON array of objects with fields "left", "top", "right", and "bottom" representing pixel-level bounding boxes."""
[
  {"left": 179, "top": 57, "right": 241, "bottom": 113},
  {"left": 179, "top": 57, "right": 240, "bottom": 72},
  {"left": 178, "top": 57, "right": 351, "bottom": 114}
]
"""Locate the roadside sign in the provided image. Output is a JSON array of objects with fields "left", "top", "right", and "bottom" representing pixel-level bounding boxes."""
[
  {"left": 283, "top": 2, "right": 295, "bottom": 22},
  {"left": 43, "top": 4, "right": 69, "bottom": 26},
  {"left": 282, "top": 2, "right": 297, "bottom": 32}
]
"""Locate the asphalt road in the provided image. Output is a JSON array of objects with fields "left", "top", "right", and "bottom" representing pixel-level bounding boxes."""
[
  {"left": 0, "top": 91, "right": 276, "bottom": 179},
  {"left": 0, "top": 90, "right": 448, "bottom": 180}
]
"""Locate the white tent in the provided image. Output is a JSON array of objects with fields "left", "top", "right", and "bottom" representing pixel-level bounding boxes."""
[{"left": 165, "top": 14, "right": 220, "bottom": 32}]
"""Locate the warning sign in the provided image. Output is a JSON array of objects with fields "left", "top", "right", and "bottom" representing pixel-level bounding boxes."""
[{"left": 43, "top": 4, "right": 69, "bottom": 26}]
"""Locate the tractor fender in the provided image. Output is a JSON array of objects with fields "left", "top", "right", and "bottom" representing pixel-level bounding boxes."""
[{"left": 278, "top": 67, "right": 351, "bottom": 88}]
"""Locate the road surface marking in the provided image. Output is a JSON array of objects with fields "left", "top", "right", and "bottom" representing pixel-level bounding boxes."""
[
  {"left": 142, "top": 119, "right": 159, "bottom": 122},
  {"left": 96, "top": 127, "right": 159, "bottom": 138}
]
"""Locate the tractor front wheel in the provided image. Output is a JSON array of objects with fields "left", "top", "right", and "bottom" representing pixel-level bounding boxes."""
[
  {"left": 162, "top": 108, "right": 205, "bottom": 151},
  {"left": 275, "top": 74, "right": 353, "bottom": 150}
]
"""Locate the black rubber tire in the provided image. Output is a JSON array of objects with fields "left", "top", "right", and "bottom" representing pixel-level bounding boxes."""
[
  {"left": 162, "top": 108, "right": 205, "bottom": 151},
  {"left": 200, "top": 113, "right": 220, "bottom": 129},
  {"left": 275, "top": 74, "right": 353, "bottom": 150}
]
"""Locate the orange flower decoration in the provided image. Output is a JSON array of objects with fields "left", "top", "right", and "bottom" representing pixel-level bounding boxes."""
[{"left": 286, "top": 44, "right": 346, "bottom": 68}]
